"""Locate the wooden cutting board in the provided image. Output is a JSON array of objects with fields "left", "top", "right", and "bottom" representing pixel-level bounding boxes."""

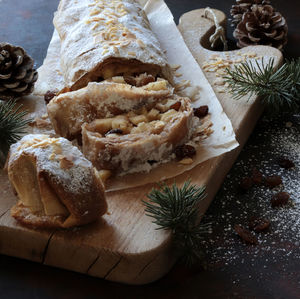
[{"left": 0, "top": 8, "right": 282, "bottom": 285}]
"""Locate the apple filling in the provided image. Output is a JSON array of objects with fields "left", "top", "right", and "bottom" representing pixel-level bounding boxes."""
[
  {"left": 47, "top": 74, "right": 173, "bottom": 140},
  {"left": 85, "top": 97, "right": 183, "bottom": 138},
  {"left": 82, "top": 96, "right": 193, "bottom": 173}
]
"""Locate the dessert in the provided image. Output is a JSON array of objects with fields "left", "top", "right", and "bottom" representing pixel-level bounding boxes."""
[
  {"left": 7, "top": 134, "right": 107, "bottom": 228},
  {"left": 47, "top": 76, "right": 172, "bottom": 140},
  {"left": 53, "top": 0, "right": 172, "bottom": 90},
  {"left": 82, "top": 96, "right": 193, "bottom": 174}
]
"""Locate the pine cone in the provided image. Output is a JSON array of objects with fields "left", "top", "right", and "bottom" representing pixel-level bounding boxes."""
[
  {"left": 0, "top": 43, "right": 38, "bottom": 101},
  {"left": 233, "top": 4, "right": 288, "bottom": 50},
  {"left": 230, "top": 0, "right": 270, "bottom": 27}
]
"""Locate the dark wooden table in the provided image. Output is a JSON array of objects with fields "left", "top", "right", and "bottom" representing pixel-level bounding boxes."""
[{"left": 1, "top": 1, "right": 299, "bottom": 298}]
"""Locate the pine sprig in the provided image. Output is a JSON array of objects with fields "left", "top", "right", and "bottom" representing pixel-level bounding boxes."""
[
  {"left": 0, "top": 99, "right": 31, "bottom": 157},
  {"left": 225, "top": 58, "right": 300, "bottom": 113},
  {"left": 143, "top": 181, "right": 211, "bottom": 266}
]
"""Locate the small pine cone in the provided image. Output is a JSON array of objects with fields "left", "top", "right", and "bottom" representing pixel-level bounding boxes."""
[
  {"left": 230, "top": 0, "right": 270, "bottom": 27},
  {"left": 233, "top": 4, "right": 288, "bottom": 50},
  {"left": 0, "top": 43, "right": 38, "bottom": 101}
]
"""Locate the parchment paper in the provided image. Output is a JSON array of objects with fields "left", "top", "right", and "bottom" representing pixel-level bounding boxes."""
[{"left": 34, "top": 0, "right": 239, "bottom": 191}]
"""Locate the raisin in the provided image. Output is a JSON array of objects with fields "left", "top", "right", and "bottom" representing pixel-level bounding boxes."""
[
  {"left": 124, "top": 76, "right": 137, "bottom": 86},
  {"left": 278, "top": 158, "right": 295, "bottom": 169},
  {"left": 105, "top": 129, "right": 123, "bottom": 136},
  {"left": 248, "top": 217, "right": 270, "bottom": 232},
  {"left": 138, "top": 74, "right": 155, "bottom": 86},
  {"left": 193, "top": 105, "right": 209, "bottom": 118},
  {"left": 240, "top": 177, "right": 253, "bottom": 191},
  {"left": 170, "top": 101, "right": 181, "bottom": 111},
  {"left": 174, "top": 144, "right": 196, "bottom": 160},
  {"left": 271, "top": 191, "right": 290, "bottom": 208},
  {"left": 76, "top": 133, "right": 82, "bottom": 146},
  {"left": 265, "top": 175, "right": 282, "bottom": 188},
  {"left": 44, "top": 90, "right": 57, "bottom": 104},
  {"left": 124, "top": 74, "right": 155, "bottom": 87},
  {"left": 147, "top": 160, "right": 158, "bottom": 165},
  {"left": 234, "top": 224, "right": 258, "bottom": 245},
  {"left": 251, "top": 168, "right": 263, "bottom": 185}
]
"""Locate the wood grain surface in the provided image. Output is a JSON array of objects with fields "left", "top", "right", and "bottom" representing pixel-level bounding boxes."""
[{"left": 0, "top": 8, "right": 282, "bottom": 285}]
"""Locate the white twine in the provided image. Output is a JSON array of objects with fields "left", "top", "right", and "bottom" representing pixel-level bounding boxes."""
[{"left": 204, "top": 7, "right": 228, "bottom": 51}]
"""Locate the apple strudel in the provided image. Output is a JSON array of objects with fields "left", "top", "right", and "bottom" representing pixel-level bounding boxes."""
[
  {"left": 7, "top": 134, "right": 107, "bottom": 228},
  {"left": 47, "top": 75, "right": 172, "bottom": 140},
  {"left": 81, "top": 96, "right": 193, "bottom": 173},
  {"left": 54, "top": 0, "right": 172, "bottom": 90}
]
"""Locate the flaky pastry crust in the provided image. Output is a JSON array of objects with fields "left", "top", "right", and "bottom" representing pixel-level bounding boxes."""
[
  {"left": 54, "top": 0, "right": 172, "bottom": 90},
  {"left": 7, "top": 134, "right": 107, "bottom": 229}
]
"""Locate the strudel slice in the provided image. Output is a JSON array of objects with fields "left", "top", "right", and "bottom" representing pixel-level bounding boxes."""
[
  {"left": 82, "top": 96, "right": 193, "bottom": 174},
  {"left": 7, "top": 134, "right": 107, "bottom": 228},
  {"left": 47, "top": 76, "right": 171, "bottom": 140}
]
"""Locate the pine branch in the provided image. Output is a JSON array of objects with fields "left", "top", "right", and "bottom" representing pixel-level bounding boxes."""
[
  {"left": 225, "top": 58, "right": 300, "bottom": 114},
  {"left": 0, "top": 99, "right": 31, "bottom": 157},
  {"left": 143, "top": 181, "right": 211, "bottom": 266}
]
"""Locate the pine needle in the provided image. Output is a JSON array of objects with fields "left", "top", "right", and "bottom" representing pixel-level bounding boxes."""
[
  {"left": 143, "top": 181, "right": 211, "bottom": 266},
  {"left": 0, "top": 100, "right": 31, "bottom": 156},
  {"left": 225, "top": 58, "right": 300, "bottom": 114}
]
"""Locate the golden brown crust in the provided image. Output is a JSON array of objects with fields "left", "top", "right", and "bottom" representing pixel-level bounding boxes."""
[
  {"left": 11, "top": 202, "right": 65, "bottom": 229},
  {"left": 44, "top": 169, "right": 107, "bottom": 228}
]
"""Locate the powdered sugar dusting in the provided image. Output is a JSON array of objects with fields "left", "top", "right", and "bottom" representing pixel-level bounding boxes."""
[
  {"left": 201, "top": 114, "right": 300, "bottom": 284},
  {"left": 9, "top": 134, "right": 94, "bottom": 194}
]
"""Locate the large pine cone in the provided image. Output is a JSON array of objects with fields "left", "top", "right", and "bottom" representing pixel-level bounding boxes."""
[
  {"left": 233, "top": 4, "right": 288, "bottom": 50},
  {"left": 0, "top": 43, "right": 38, "bottom": 101},
  {"left": 230, "top": 0, "right": 270, "bottom": 27}
]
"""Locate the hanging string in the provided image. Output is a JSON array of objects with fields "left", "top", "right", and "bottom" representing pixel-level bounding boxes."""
[{"left": 204, "top": 7, "right": 228, "bottom": 51}]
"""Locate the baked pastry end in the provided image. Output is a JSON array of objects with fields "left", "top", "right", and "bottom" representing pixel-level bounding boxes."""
[{"left": 7, "top": 134, "right": 107, "bottom": 229}]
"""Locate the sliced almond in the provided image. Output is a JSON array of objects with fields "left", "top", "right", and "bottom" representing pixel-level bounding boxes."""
[{"left": 179, "top": 157, "right": 193, "bottom": 165}]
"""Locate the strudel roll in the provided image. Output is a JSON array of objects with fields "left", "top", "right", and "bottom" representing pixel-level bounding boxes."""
[
  {"left": 7, "top": 134, "right": 107, "bottom": 228},
  {"left": 47, "top": 75, "right": 172, "bottom": 140},
  {"left": 54, "top": 0, "right": 172, "bottom": 90},
  {"left": 82, "top": 96, "right": 193, "bottom": 174}
]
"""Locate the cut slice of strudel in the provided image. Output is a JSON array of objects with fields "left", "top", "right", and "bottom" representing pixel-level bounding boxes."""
[
  {"left": 81, "top": 95, "right": 193, "bottom": 174},
  {"left": 47, "top": 75, "right": 172, "bottom": 140}
]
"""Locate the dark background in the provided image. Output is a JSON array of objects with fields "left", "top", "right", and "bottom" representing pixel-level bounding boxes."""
[{"left": 1, "top": 1, "right": 300, "bottom": 298}]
